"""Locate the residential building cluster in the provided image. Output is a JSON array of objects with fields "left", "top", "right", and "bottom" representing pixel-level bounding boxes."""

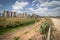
[
  {"left": 3, "top": 11, "right": 16, "bottom": 17},
  {"left": 0, "top": 11, "right": 39, "bottom": 18}
]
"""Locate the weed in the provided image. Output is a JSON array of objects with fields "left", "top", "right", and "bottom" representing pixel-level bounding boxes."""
[
  {"left": 29, "top": 38, "right": 32, "bottom": 40},
  {"left": 24, "top": 31, "right": 29, "bottom": 34},
  {"left": 14, "top": 36, "right": 20, "bottom": 40}
]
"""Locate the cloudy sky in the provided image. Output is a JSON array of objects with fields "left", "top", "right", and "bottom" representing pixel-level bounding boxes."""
[{"left": 0, "top": 0, "right": 60, "bottom": 16}]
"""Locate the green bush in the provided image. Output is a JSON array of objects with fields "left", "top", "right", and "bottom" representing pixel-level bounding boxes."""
[
  {"left": 40, "top": 17, "right": 54, "bottom": 40},
  {"left": 14, "top": 37, "right": 20, "bottom": 40}
]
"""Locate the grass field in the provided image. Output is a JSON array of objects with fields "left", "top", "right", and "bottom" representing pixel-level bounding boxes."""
[{"left": 0, "top": 17, "right": 38, "bottom": 35}]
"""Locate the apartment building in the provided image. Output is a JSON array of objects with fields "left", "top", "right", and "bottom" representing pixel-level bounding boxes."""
[{"left": 3, "top": 11, "right": 17, "bottom": 17}]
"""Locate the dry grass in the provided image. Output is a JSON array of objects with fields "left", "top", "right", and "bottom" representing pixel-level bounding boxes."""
[{"left": 0, "top": 17, "right": 36, "bottom": 35}]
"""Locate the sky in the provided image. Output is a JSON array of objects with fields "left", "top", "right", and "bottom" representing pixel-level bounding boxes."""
[{"left": 0, "top": 0, "right": 60, "bottom": 16}]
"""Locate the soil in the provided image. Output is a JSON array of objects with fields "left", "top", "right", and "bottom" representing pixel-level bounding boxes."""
[{"left": 0, "top": 18, "right": 45, "bottom": 40}]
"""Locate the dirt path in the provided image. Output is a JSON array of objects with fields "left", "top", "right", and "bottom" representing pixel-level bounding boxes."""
[
  {"left": 51, "top": 18, "right": 60, "bottom": 32},
  {"left": 51, "top": 18, "right": 60, "bottom": 40},
  {"left": 0, "top": 18, "right": 45, "bottom": 40}
]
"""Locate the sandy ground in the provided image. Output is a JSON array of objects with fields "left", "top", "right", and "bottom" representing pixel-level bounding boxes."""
[
  {"left": 51, "top": 18, "right": 60, "bottom": 32},
  {"left": 0, "top": 18, "right": 45, "bottom": 40},
  {"left": 51, "top": 18, "right": 60, "bottom": 40}
]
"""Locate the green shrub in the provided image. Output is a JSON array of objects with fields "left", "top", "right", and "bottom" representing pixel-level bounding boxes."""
[
  {"left": 24, "top": 31, "right": 29, "bottom": 34},
  {"left": 40, "top": 17, "right": 54, "bottom": 40},
  {"left": 14, "top": 37, "right": 20, "bottom": 40}
]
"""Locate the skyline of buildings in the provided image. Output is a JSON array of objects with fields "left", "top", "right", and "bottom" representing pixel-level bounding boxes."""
[
  {"left": 0, "top": 10, "right": 33, "bottom": 18},
  {"left": 0, "top": 10, "right": 60, "bottom": 18}
]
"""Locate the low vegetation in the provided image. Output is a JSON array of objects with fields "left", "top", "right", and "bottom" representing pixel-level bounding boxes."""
[
  {"left": 40, "top": 17, "right": 55, "bottom": 40},
  {"left": 24, "top": 31, "right": 29, "bottom": 34},
  {"left": 0, "top": 17, "right": 37, "bottom": 35},
  {"left": 14, "top": 36, "right": 20, "bottom": 40}
]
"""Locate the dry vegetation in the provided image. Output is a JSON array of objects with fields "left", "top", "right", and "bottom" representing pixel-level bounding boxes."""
[
  {"left": 0, "top": 17, "right": 37, "bottom": 35},
  {"left": 40, "top": 17, "right": 55, "bottom": 40},
  {"left": 0, "top": 17, "right": 60, "bottom": 40}
]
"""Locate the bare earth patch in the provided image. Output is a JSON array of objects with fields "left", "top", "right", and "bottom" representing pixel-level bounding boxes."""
[
  {"left": 51, "top": 18, "right": 60, "bottom": 40},
  {"left": 0, "top": 18, "right": 45, "bottom": 40}
]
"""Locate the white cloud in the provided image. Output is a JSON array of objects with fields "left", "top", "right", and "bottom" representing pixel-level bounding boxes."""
[
  {"left": 32, "top": 4, "right": 34, "bottom": 6},
  {"left": 28, "top": 7, "right": 48, "bottom": 16},
  {"left": 34, "top": 8, "right": 48, "bottom": 16},
  {"left": 40, "top": 1, "right": 60, "bottom": 7},
  {"left": 11, "top": 0, "right": 60, "bottom": 16},
  {"left": 49, "top": 7, "right": 60, "bottom": 16},
  {"left": 17, "top": 0, "right": 28, "bottom": 2},
  {"left": 12, "top": 1, "right": 29, "bottom": 11},
  {"left": 36, "top": 3, "right": 40, "bottom": 8},
  {"left": 32, "top": 0, "right": 37, "bottom": 6},
  {"left": 32, "top": 0, "right": 49, "bottom": 8},
  {"left": 28, "top": 8, "right": 35, "bottom": 12},
  {"left": 30, "top": 1, "right": 60, "bottom": 16},
  {"left": 28, "top": 6, "right": 60, "bottom": 16},
  {"left": 38, "top": 0, "right": 49, "bottom": 4},
  {"left": 32, "top": 0, "right": 49, "bottom": 4},
  {"left": 32, "top": 0, "right": 36, "bottom": 3}
]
